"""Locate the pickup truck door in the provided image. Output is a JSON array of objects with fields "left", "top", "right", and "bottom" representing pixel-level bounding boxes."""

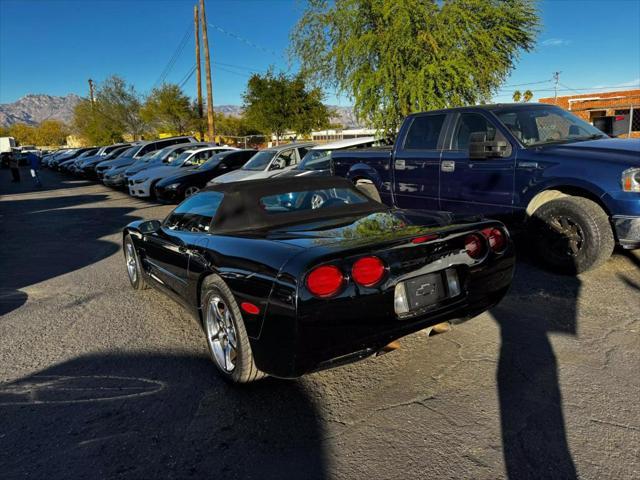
[
  {"left": 439, "top": 112, "right": 515, "bottom": 217},
  {"left": 392, "top": 113, "right": 447, "bottom": 210}
]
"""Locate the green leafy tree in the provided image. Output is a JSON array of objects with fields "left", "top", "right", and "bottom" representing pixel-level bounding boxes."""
[
  {"left": 71, "top": 75, "right": 146, "bottom": 143},
  {"left": 243, "top": 70, "right": 331, "bottom": 144},
  {"left": 512, "top": 90, "right": 522, "bottom": 102},
  {"left": 95, "top": 75, "right": 146, "bottom": 140},
  {"left": 73, "top": 99, "right": 124, "bottom": 145},
  {"left": 523, "top": 89, "right": 533, "bottom": 102},
  {"left": 292, "top": 0, "right": 539, "bottom": 134},
  {"left": 34, "top": 120, "right": 69, "bottom": 146},
  {"left": 141, "top": 83, "right": 195, "bottom": 135},
  {"left": 8, "top": 123, "right": 37, "bottom": 145},
  {"left": 216, "top": 112, "right": 261, "bottom": 136}
]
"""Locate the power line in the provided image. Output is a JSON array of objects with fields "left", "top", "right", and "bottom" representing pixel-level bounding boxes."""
[
  {"left": 153, "top": 23, "right": 193, "bottom": 89},
  {"left": 497, "top": 84, "right": 640, "bottom": 93},
  {"left": 214, "top": 65, "right": 253, "bottom": 78},
  {"left": 207, "top": 22, "right": 281, "bottom": 57},
  {"left": 178, "top": 64, "right": 197, "bottom": 88},
  {"left": 502, "top": 79, "right": 552, "bottom": 88},
  {"left": 213, "top": 61, "right": 264, "bottom": 73},
  {"left": 559, "top": 82, "right": 583, "bottom": 95}
]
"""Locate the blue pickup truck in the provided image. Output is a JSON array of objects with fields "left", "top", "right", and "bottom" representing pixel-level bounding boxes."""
[{"left": 332, "top": 103, "right": 640, "bottom": 274}]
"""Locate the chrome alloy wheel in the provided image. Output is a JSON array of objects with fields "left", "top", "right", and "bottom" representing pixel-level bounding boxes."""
[
  {"left": 125, "top": 242, "right": 137, "bottom": 284},
  {"left": 547, "top": 215, "right": 585, "bottom": 259},
  {"left": 184, "top": 186, "right": 200, "bottom": 198},
  {"left": 205, "top": 296, "right": 237, "bottom": 372},
  {"left": 310, "top": 193, "right": 326, "bottom": 209}
]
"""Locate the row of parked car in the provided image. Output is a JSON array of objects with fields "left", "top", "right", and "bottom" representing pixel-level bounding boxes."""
[{"left": 43, "top": 135, "right": 382, "bottom": 203}]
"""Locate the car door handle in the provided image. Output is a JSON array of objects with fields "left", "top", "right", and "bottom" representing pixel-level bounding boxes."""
[
  {"left": 178, "top": 246, "right": 193, "bottom": 255},
  {"left": 517, "top": 161, "right": 538, "bottom": 169},
  {"left": 441, "top": 160, "right": 455, "bottom": 173}
]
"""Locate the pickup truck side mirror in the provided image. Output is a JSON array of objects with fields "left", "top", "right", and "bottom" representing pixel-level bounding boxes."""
[{"left": 469, "top": 132, "right": 509, "bottom": 159}]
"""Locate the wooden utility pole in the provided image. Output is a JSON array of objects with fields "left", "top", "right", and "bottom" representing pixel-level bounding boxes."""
[
  {"left": 88, "top": 79, "right": 95, "bottom": 105},
  {"left": 553, "top": 71, "right": 561, "bottom": 104},
  {"left": 194, "top": 5, "right": 204, "bottom": 140},
  {"left": 199, "top": 0, "right": 215, "bottom": 140}
]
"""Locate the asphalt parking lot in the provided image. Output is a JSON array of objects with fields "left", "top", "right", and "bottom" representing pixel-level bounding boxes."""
[{"left": 1, "top": 167, "right": 639, "bottom": 480}]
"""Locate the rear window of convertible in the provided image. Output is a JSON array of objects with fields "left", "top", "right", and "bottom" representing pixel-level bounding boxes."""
[{"left": 260, "top": 188, "right": 368, "bottom": 213}]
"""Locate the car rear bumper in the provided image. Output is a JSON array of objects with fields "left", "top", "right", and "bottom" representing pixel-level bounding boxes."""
[
  {"left": 612, "top": 215, "right": 640, "bottom": 249},
  {"left": 251, "top": 246, "right": 515, "bottom": 378}
]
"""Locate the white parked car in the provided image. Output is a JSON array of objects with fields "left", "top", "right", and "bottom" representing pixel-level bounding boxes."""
[
  {"left": 128, "top": 146, "right": 237, "bottom": 198},
  {"left": 275, "top": 137, "right": 382, "bottom": 178},
  {"left": 208, "top": 142, "right": 315, "bottom": 184}
]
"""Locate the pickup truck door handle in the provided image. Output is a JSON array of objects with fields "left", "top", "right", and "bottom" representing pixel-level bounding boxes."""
[
  {"left": 441, "top": 160, "right": 455, "bottom": 173},
  {"left": 517, "top": 161, "right": 539, "bottom": 169}
]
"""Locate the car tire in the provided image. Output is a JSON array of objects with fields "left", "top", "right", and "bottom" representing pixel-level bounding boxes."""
[
  {"left": 201, "top": 275, "right": 266, "bottom": 383},
  {"left": 529, "top": 196, "right": 614, "bottom": 274},
  {"left": 355, "top": 180, "right": 382, "bottom": 203},
  {"left": 123, "top": 235, "right": 148, "bottom": 290},
  {"left": 149, "top": 180, "right": 160, "bottom": 200}
]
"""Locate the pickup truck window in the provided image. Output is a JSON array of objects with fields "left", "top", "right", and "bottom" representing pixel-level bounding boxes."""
[
  {"left": 493, "top": 105, "right": 605, "bottom": 147},
  {"left": 452, "top": 113, "right": 497, "bottom": 150},
  {"left": 403, "top": 114, "right": 446, "bottom": 150}
]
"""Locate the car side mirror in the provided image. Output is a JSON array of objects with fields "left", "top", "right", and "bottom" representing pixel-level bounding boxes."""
[
  {"left": 469, "top": 132, "right": 509, "bottom": 159},
  {"left": 139, "top": 219, "right": 161, "bottom": 234},
  {"left": 269, "top": 160, "right": 283, "bottom": 171}
]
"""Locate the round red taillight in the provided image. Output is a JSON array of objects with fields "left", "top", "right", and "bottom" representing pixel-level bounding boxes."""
[
  {"left": 484, "top": 227, "right": 507, "bottom": 253},
  {"left": 306, "top": 265, "right": 344, "bottom": 298},
  {"left": 465, "top": 234, "right": 486, "bottom": 259},
  {"left": 351, "top": 256, "right": 386, "bottom": 287}
]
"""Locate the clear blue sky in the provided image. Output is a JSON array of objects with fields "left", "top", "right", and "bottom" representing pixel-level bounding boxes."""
[{"left": 0, "top": 0, "right": 639, "bottom": 105}]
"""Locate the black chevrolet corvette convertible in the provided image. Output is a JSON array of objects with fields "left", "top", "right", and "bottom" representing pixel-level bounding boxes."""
[{"left": 123, "top": 177, "right": 514, "bottom": 383}]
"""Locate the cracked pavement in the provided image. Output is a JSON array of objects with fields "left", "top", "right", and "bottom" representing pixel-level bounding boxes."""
[{"left": 1, "top": 168, "right": 638, "bottom": 479}]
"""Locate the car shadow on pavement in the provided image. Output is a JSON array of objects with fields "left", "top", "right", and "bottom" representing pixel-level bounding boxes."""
[
  {"left": 0, "top": 353, "right": 327, "bottom": 480},
  {"left": 491, "top": 247, "right": 579, "bottom": 479},
  {"left": 0, "top": 193, "right": 141, "bottom": 316},
  {"left": 1, "top": 167, "right": 94, "bottom": 195},
  {"left": 617, "top": 249, "right": 640, "bottom": 292}
]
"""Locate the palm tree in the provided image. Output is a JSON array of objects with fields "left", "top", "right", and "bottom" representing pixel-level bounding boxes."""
[
  {"left": 512, "top": 90, "right": 522, "bottom": 102},
  {"left": 523, "top": 90, "right": 533, "bottom": 102}
]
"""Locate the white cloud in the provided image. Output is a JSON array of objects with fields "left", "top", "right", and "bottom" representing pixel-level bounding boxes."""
[{"left": 541, "top": 38, "right": 571, "bottom": 47}]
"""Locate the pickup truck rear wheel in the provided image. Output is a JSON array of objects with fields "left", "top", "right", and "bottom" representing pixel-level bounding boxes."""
[
  {"left": 201, "top": 275, "right": 266, "bottom": 383},
  {"left": 529, "top": 197, "right": 614, "bottom": 274},
  {"left": 355, "top": 180, "right": 382, "bottom": 203}
]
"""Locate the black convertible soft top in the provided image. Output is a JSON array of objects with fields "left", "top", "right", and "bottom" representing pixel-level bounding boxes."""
[{"left": 205, "top": 176, "right": 386, "bottom": 233}]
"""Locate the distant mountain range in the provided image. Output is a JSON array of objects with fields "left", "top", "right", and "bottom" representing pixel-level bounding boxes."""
[
  {"left": 0, "top": 94, "right": 82, "bottom": 127},
  {"left": 0, "top": 94, "right": 362, "bottom": 129}
]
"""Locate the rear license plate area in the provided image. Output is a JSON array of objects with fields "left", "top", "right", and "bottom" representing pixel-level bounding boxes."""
[{"left": 405, "top": 272, "right": 448, "bottom": 310}]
